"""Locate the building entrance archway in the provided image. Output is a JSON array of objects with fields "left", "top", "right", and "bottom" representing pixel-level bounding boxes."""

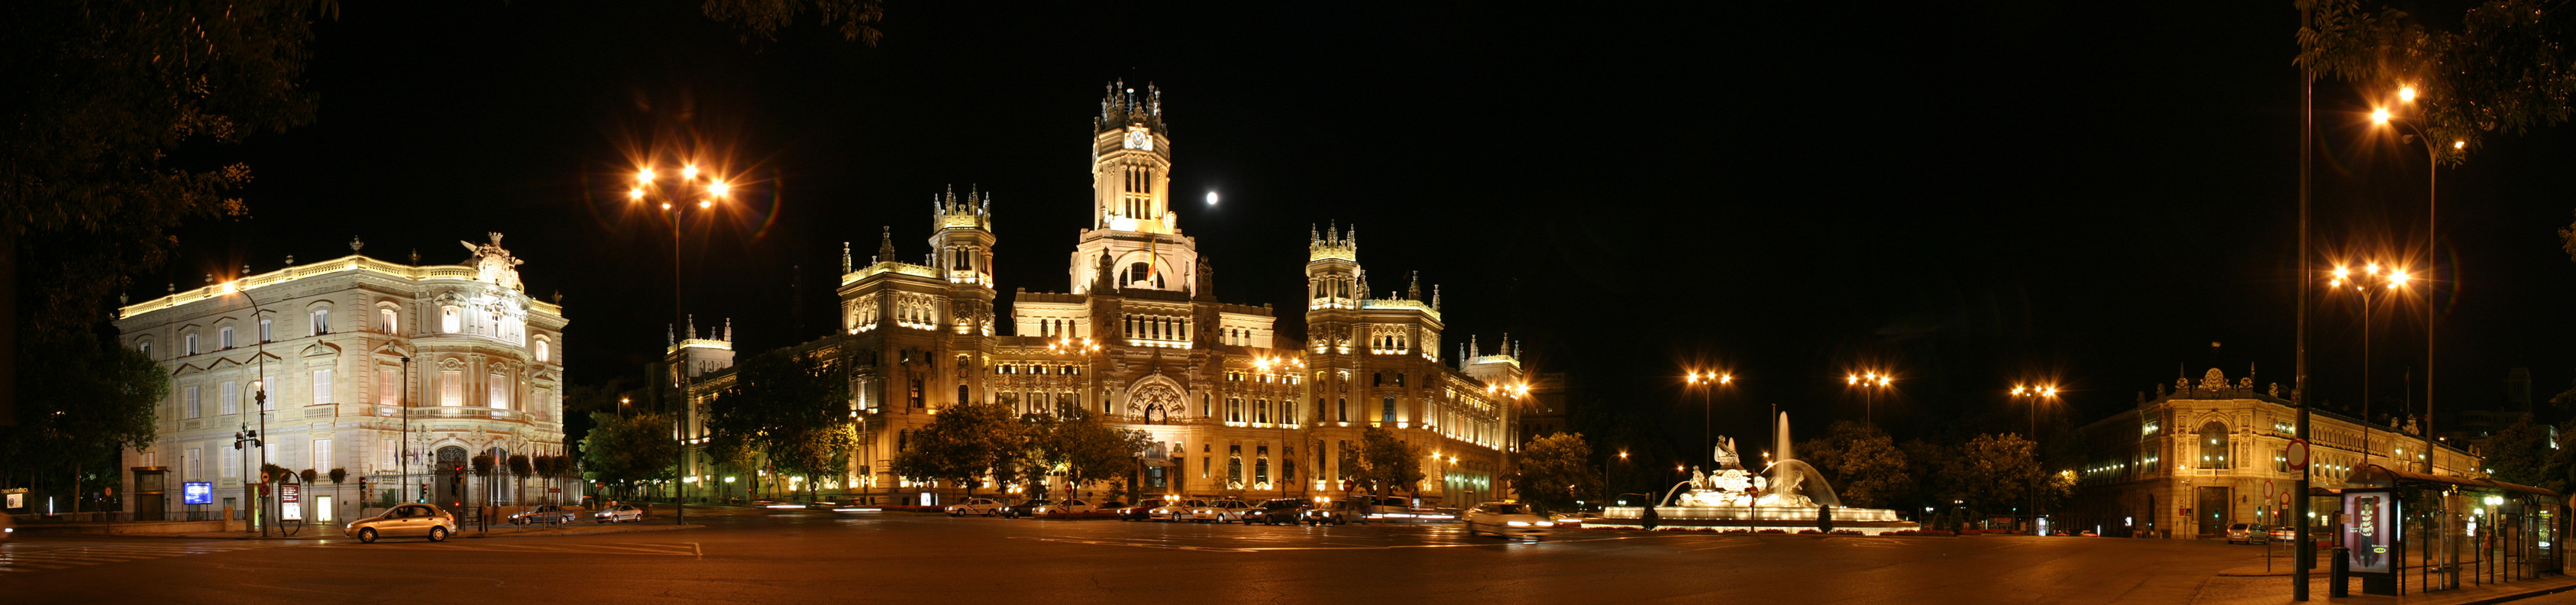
[{"left": 435, "top": 446, "right": 467, "bottom": 508}]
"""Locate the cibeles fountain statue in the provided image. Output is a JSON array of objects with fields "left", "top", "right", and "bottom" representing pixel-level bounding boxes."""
[{"left": 1590, "top": 412, "right": 1916, "bottom": 534}]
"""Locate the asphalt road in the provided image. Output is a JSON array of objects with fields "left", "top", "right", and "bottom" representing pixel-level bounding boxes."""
[{"left": 2, "top": 509, "right": 2307, "bottom": 604}]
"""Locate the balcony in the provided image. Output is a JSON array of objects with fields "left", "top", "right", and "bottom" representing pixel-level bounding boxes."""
[{"left": 406, "top": 406, "right": 520, "bottom": 422}]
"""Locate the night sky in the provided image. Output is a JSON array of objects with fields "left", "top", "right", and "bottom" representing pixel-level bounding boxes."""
[{"left": 149, "top": 2, "right": 2576, "bottom": 451}]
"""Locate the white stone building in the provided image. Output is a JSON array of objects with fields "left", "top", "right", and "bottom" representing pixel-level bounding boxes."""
[{"left": 113, "top": 234, "right": 571, "bottom": 526}]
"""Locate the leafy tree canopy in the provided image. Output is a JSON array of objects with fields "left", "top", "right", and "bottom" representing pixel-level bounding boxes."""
[
  {"left": 889, "top": 403, "right": 1023, "bottom": 496},
  {"left": 1510, "top": 432, "right": 1602, "bottom": 514},
  {"left": 582, "top": 411, "right": 677, "bottom": 487},
  {"left": 1340, "top": 427, "right": 1425, "bottom": 499}
]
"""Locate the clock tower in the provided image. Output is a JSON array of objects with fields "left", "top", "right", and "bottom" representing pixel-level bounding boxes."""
[{"left": 1071, "top": 81, "right": 1198, "bottom": 295}]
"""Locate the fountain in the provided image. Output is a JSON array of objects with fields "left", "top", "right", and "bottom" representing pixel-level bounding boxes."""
[{"left": 1589, "top": 412, "right": 1917, "bottom": 534}]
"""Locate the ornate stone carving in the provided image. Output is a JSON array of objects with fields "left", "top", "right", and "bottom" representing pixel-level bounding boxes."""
[{"left": 459, "top": 232, "right": 525, "bottom": 290}]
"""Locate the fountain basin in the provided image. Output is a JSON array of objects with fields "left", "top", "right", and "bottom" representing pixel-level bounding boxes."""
[{"left": 1586, "top": 506, "right": 1918, "bottom": 535}]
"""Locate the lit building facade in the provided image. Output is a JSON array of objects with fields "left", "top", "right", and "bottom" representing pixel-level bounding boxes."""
[
  {"left": 676, "top": 82, "right": 1525, "bottom": 506},
  {"left": 2064, "top": 368, "right": 2477, "bottom": 539},
  {"left": 114, "top": 235, "right": 573, "bottom": 523}
]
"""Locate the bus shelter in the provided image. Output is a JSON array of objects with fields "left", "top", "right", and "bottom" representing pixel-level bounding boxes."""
[{"left": 2338, "top": 464, "right": 2562, "bottom": 596}]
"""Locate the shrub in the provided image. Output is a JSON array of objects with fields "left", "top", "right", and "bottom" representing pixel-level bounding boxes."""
[
  {"left": 1756, "top": 529, "right": 1788, "bottom": 534},
  {"left": 299, "top": 468, "right": 318, "bottom": 484},
  {"left": 328, "top": 467, "right": 347, "bottom": 484},
  {"left": 1830, "top": 529, "right": 1863, "bottom": 535},
  {"left": 1797, "top": 529, "right": 1823, "bottom": 535}
]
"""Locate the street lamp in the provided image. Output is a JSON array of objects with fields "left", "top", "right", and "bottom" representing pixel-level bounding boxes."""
[
  {"left": 2371, "top": 92, "right": 2456, "bottom": 474},
  {"left": 2011, "top": 383, "right": 2060, "bottom": 533},
  {"left": 2330, "top": 260, "right": 2410, "bottom": 472},
  {"left": 219, "top": 276, "right": 271, "bottom": 535},
  {"left": 1846, "top": 370, "right": 1893, "bottom": 425},
  {"left": 630, "top": 160, "right": 734, "bottom": 526}
]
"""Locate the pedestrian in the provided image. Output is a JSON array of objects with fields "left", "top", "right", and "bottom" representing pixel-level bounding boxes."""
[{"left": 1641, "top": 503, "right": 1659, "bottom": 531}]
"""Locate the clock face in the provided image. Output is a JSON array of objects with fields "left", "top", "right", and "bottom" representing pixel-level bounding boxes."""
[{"left": 1125, "top": 128, "right": 1153, "bottom": 150}]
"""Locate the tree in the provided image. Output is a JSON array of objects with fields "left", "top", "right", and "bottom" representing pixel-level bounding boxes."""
[
  {"left": 0, "top": 341, "right": 163, "bottom": 510},
  {"left": 700, "top": 0, "right": 885, "bottom": 45},
  {"left": 1340, "top": 427, "right": 1425, "bottom": 501},
  {"left": 2301, "top": 0, "right": 2576, "bottom": 167},
  {"left": 889, "top": 403, "right": 1023, "bottom": 499},
  {"left": 1510, "top": 432, "right": 1602, "bottom": 515},
  {"left": 1027, "top": 409, "right": 1150, "bottom": 502},
  {"left": 581, "top": 412, "right": 677, "bottom": 499},
  {"left": 1795, "top": 421, "right": 1914, "bottom": 510},
  {"left": 704, "top": 349, "right": 859, "bottom": 500},
  {"left": 1943, "top": 433, "right": 2041, "bottom": 519},
  {"left": 507, "top": 454, "right": 533, "bottom": 506}
]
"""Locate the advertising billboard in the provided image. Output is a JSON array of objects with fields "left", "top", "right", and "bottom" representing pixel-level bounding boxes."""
[
  {"left": 182, "top": 481, "right": 213, "bottom": 506},
  {"left": 2344, "top": 491, "right": 2398, "bottom": 574},
  {"left": 280, "top": 483, "right": 302, "bottom": 521}
]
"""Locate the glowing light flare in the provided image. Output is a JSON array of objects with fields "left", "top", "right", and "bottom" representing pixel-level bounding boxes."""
[
  {"left": 638, "top": 167, "right": 655, "bottom": 183},
  {"left": 1207, "top": 192, "right": 1220, "bottom": 205},
  {"left": 2372, "top": 108, "right": 2392, "bottom": 125},
  {"left": 2398, "top": 86, "right": 2417, "bottom": 102},
  {"left": 707, "top": 180, "right": 729, "bottom": 197},
  {"left": 628, "top": 188, "right": 645, "bottom": 201},
  {"left": 697, "top": 200, "right": 712, "bottom": 209},
  {"left": 2455, "top": 141, "right": 2466, "bottom": 150},
  {"left": 682, "top": 165, "right": 699, "bottom": 180},
  {"left": 2390, "top": 270, "right": 2410, "bottom": 286}
]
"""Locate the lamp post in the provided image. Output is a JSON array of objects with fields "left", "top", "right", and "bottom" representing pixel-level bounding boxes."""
[
  {"left": 2331, "top": 262, "right": 2410, "bottom": 472},
  {"left": 1846, "top": 371, "right": 1892, "bottom": 425},
  {"left": 631, "top": 161, "right": 732, "bottom": 525},
  {"left": 218, "top": 277, "right": 269, "bottom": 535},
  {"left": 2011, "top": 384, "right": 2059, "bottom": 534},
  {"left": 1685, "top": 371, "right": 1734, "bottom": 466},
  {"left": 2371, "top": 93, "right": 2455, "bottom": 474}
]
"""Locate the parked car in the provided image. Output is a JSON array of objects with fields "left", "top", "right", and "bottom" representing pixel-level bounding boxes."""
[
  {"left": 1360, "top": 496, "right": 1416, "bottom": 519},
  {"left": 1150, "top": 499, "right": 1208, "bottom": 521},
  {"left": 1461, "top": 502, "right": 1551, "bottom": 539},
  {"left": 509, "top": 505, "right": 578, "bottom": 526},
  {"left": 1243, "top": 499, "right": 1314, "bottom": 525},
  {"left": 1191, "top": 500, "right": 1256, "bottom": 523},
  {"left": 1032, "top": 500, "right": 1097, "bottom": 516},
  {"left": 2078, "top": 530, "right": 2101, "bottom": 537},
  {"left": 1000, "top": 499, "right": 1052, "bottom": 519},
  {"left": 946, "top": 497, "right": 1010, "bottom": 517},
  {"left": 594, "top": 503, "right": 646, "bottom": 523},
  {"left": 346, "top": 503, "right": 459, "bottom": 543},
  {"left": 1117, "top": 499, "right": 1169, "bottom": 521},
  {"left": 2268, "top": 526, "right": 2300, "bottom": 542},
  {"left": 2226, "top": 522, "right": 2270, "bottom": 544}
]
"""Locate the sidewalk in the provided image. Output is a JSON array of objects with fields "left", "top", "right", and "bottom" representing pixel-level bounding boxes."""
[
  {"left": 2196, "top": 567, "right": 2575, "bottom": 605},
  {"left": 150, "top": 521, "right": 703, "bottom": 541}
]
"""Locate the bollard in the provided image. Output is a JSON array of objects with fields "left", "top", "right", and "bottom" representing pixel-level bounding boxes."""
[{"left": 2331, "top": 547, "right": 2350, "bottom": 597}]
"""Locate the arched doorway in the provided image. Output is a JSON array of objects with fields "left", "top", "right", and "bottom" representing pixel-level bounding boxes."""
[{"left": 435, "top": 446, "right": 467, "bottom": 508}]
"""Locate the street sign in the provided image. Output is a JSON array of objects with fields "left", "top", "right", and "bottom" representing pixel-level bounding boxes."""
[
  {"left": 2287, "top": 438, "right": 2311, "bottom": 471},
  {"left": 2264, "top": 480, "right": 2276, "bottom": 500}
]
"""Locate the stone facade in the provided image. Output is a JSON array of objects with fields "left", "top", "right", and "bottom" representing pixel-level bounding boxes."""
[
  {"left": 674, "top": 82, "right": 1524, "bottom": 506},
  {"left": 114, "top": 235, "right": 571, "bottom": 524},
  {"left": 2064, "top": 368, "right": 2477, "bottom": 538}
]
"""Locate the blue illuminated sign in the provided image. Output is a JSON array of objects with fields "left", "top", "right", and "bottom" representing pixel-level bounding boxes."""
[{"left": 183, "top": 481, "right": 213, "bottom": 506}]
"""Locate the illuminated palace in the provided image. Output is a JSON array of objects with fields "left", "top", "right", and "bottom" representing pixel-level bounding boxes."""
[
  {"left": 2061, "top": 368, "right": 2478, "bottom": 539},
  {"left": 113, "top": 235, "right": 573, "bottom": 524},
  {"left": 673, "top": 82, "right": 1527, "bottom": 506}
]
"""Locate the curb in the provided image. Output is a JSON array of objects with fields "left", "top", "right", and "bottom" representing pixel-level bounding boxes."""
[{"left": 2460, "top": 581, "right": 2576, "bottom": 605}]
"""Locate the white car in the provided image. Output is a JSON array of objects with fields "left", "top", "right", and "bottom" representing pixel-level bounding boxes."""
[
  {"left": 946, "top": 497, "right": 1009, "bottom": 517},
  {"left": 1462, "top": 502, "right": 1551, "bottom": 539},
  {"left": 1191, "top": 500, "right": 1256, "bottom": 523},
  {"left": 1031, "top": 499, "right": 1096, "bottom": 516},
  {"left": 1150, "top": 499, "right": 1207, "bottom": 521},
  {"left": 594, "top": 503, "right": 646, "bottom": 523},
  {"left": 344, "top": 503, "right": 459, "bottom": 543}
]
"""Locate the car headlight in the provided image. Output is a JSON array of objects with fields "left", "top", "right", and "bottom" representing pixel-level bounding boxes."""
[{"left": 1507, "top": 521, "right": 1534, "bottom": 526}]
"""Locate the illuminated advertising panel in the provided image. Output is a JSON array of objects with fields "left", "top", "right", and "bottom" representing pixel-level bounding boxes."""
[
  {"left": 2343, "top": 491, "right": 2397, "bottom": 574},
  {"left": 182, "top": 481, "right": 213, "bottom": 505}
]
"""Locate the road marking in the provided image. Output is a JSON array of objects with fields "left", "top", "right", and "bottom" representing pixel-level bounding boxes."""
[{"left": 0, "top": 542, "right": 282, "bottom": 573}]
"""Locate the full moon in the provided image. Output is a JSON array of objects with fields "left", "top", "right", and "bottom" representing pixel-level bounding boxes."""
[{"left": 1206, "top": 192, "right": 1220, "bottom": 205}]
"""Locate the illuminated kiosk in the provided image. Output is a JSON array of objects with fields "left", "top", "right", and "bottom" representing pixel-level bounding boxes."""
[{"left": 1589, "top": 413, "right": 1917, "bottom": 534}]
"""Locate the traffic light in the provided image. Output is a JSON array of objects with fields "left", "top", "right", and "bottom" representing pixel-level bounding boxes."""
[
  {"left": 419, "top": 483, "right": 429, "bottom": 502},
  {"left": 358, "top": 477, "right": 370, "bottom": 494}
]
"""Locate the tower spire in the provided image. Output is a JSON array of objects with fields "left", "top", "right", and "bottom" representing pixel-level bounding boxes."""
[
  {"left": 687, "top": 315, "right": 697, "bottom": 341},
  {"left": 877, "top": 226, "right": 896, "bottom": 264},
  {"left": 842, "top": 242, "right": 852, "bottom": 273}
]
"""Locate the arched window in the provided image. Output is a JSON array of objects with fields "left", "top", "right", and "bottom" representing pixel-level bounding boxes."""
[
  {"left": 441, "top": 306, "right": 461, "bottom": 333},
  {"left": 379, "top": 308, "right": 398, "bottom": 335},
  {"left": 534, "top": 338, "right": 551, "bottom": 364},
  {"left": 956, "top": 383, "right": 969, "bottom": 406},
  {"left": 2198, "top": 421, "right": 2230, "bottom": 470}
]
